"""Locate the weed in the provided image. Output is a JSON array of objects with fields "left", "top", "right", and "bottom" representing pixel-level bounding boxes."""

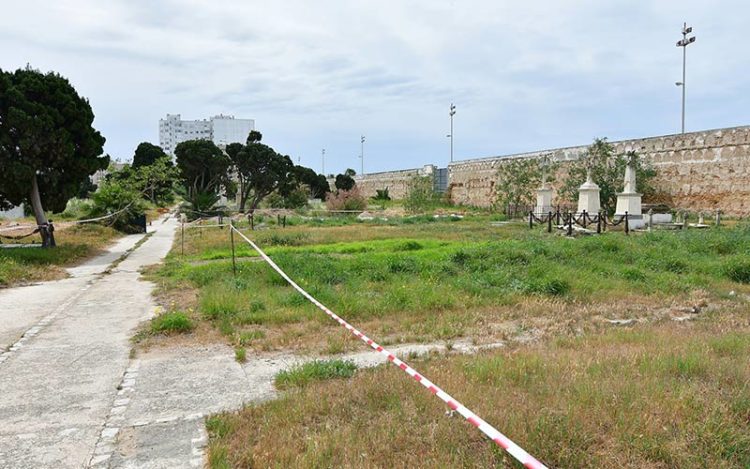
[
  {"left": 275, "top": 360, "right": 357, "bottom": 389},
  {"left": 237, "top": 330, "right": 265, "bottom": 346},
  {"left": 151, "top": 312, "right": 193, "bottom": 334},
  {"left": 234, "top": 347, "right": 247, "bottom": 363}
]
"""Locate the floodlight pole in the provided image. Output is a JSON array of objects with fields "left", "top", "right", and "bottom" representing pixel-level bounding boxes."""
[
  {"left": 360, "top": 135, "right": 365, "bottom": 174},
  {"left": 448, "top": 103, "right": 456, "bottom": 162},
  {"left": 676, "top": 23, "right": 696, "bottom": 134}
]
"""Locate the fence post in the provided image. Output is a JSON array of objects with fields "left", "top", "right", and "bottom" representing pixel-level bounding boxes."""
[
  {"left": 219, "top": 213, "right": 223, "bottom": 229},
  {"left": 528, "top": 211, "right": 533, "bottom": 229},
  {"left": 625, "top": 211, "right": 629, "bottom": 235},
  {"left": 547, "top": 211, "right": 552, "bottom": 233},
  {"left": 566, "top": 213, "right": 573, "bottom": 236},
  {"left": 597, "top": 212, "right": 601, "bottom": 234},
  {"left": 229, "top": 220, "right": 237, "bottom": 278},
  {"left": 250, "top": 214, "right": 255, "bottom": 230},
  {"left": 715, "top": 209, "right": 721, "bottom": 226},
  {"left": 283, "top": 215, "right": 287, "bottom": 228},
  {"left": 582, "top": 210, "right": 587, "bottom": 228},
  {"left": 556, "top": 205, "right": 561, "bottom": 225}
]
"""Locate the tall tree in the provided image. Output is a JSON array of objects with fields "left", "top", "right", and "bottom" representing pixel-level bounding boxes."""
[
  {"left": 0, "top": 67, "right": 107, "bottom": 246},
  {"left": 236, "top": 143, "right": 294, "bottom": 212},
  {"left": 292, "top": 165, "right": 330, "bottom": 199},
  {"left": 174, "top": 139, "right": 230, "bottom": 199},
  {"left": 335, "top": 169, "right": 356, "bottom": 191},
  {"left": 132, "top": 142, "right": 168, "bottom": 168}
]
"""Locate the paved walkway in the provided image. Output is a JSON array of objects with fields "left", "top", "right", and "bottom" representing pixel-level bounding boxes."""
[
  {"left": 0, "top": 216, "right": 177, "bottom": 469},
  {"left": 0, "top": 214, "right": 506, "bottom": 468}
]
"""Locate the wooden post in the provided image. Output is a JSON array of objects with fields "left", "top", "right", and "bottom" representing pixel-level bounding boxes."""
[
  {"left": 597, "top": 212, "right": 601, "bottom": 234},
  {"left": 582, "top": 210, "right": 587, "bottom": 228},
  {"left": 529, "top": 211, "right": 533, "bottom": 229},
  {"left": 547, "top": 211, "right": 552, "bottom": 233},
  {"left": 566, "top": 213, "right": 573, "bottom": 236},
  {"left": 229, "top": 220, "right": 237, "bottom": 278},
  {"left": 250, "top": 214, "right": 255, "bottom": 230},
  {"left": 625, "top": 211, "right": 629, "bottom": 235},
  {"left": 715, "top": 209, "right": 721, "bottom": 226}
]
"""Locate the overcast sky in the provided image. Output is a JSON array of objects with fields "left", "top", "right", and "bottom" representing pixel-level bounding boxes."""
[{"left": 1, "top": 1, "right": 748, "bottom": 174}]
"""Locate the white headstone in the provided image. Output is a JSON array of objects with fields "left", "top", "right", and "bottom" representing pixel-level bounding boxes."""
[
  {"left": 577, "top": 171, "right": 601, "bottom": 214},
  {"left": 615, "top": 163, "right": 642, "bottom": 217}
]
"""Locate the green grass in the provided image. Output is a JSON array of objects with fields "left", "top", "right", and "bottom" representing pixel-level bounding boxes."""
[
  {"left": 275, "top": 359, "right": 357, "bottom": 389},
  {"left": 0, "top": 224, "right": 119, "bottom": 286},
  {"left": 150, "top": 311, "right": 194, "bottom": 334},
  {"left": 234, "top": 347, "right": 247, "bottom": 363},
  {"left": 154, "top": 220, "right": 750, "bottom": 350}
]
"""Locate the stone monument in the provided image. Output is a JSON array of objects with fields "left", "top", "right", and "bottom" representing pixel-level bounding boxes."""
[
  {"left": 535, "top": 171, "right": 553, "bottom": 214},
  {"left": 615, "top": 158, "right": 644, "bottom": 228},
  {"left": 577, "top": 170, "right": 601, "bottom": 215}
]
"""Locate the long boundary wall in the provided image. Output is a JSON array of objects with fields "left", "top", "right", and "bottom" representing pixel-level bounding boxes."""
[{"left": 354, "top": 125, "right": 750, "bottom": 216}]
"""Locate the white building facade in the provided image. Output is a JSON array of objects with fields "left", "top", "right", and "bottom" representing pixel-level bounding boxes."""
[{"left": 158, "top": 114, "right": 255, "bottom": 155}]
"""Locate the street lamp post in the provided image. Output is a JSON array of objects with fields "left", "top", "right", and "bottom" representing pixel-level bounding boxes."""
[
  {"left": 448, "top": 103, "right": 456, "bottom": 162},
  {"left": 360, "top": 135, "right": 365, "bottom": 175},
  {"left": 675, "top": 23, "right": 696, "bottom": 134},
  {"left": 321, "top": 148, "right": 326, "bottom": 175}
]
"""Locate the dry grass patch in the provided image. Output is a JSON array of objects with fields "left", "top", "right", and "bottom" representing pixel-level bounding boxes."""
[
  {"left": 0, "top": 223, "right": 119, "bottom": 286},
  {"left": 207, "top": 313, "right": 750, "bottom": 468}
]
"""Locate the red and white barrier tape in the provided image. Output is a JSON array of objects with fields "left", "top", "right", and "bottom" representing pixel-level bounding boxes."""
[{"left": 230, "top": 226, "right": 547, "bottom": 469}]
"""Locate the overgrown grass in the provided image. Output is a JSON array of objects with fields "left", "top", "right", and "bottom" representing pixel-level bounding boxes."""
[
  {"left": 207, "top": 320, "right": 750, "bottom": 468},
  {"left": 0, "top": 224, "right": 119, "bottom": 286},
  {"left": 275, "top": 359, "right": 357, "bottom": 389},
  {"left": 150, "top": 311, "right": 194, "bottom": 334},
  {"left": 153, "top": 221, "right": 750, "bottom": 350}
]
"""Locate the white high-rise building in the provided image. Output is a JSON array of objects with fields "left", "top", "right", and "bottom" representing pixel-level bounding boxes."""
[{"left": 158, "top": 114, "right": 255, "bottom": 155}]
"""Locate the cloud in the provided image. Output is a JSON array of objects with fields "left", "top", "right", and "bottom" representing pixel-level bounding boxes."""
[{"left": 0, "top": 0, "right": 748, "bottom": 172}]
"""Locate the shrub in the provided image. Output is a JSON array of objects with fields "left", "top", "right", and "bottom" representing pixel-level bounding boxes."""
[
  {"left": 151, "top": 311, "right": 194, "bottom": 334},
  {"left": 89, "top": 179, "right": 146, "bottom": 232},
  {"left": 725, "top": 260, "right": 750, "bottom": 284},
  {"left": 325, "top": 187, "right": 367, "bottom": 211},
  {"left": 403, "top": 176, "right": 438, "bottom": 213}
]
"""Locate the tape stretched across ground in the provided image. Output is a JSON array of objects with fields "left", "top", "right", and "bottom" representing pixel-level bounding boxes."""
[{"left": 230, "top": 225, "right": 548, "bottom": 469}]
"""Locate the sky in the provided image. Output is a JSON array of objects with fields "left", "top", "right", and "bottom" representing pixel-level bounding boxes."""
[{"left": 1, "top": 0, "right": 748, "bottom": 175}]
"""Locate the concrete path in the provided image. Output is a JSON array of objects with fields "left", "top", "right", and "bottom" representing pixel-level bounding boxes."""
[
  {"left": 0, "top": 213, "right": 506, "bottom": 468},
  {"left": 0, "top": 216, "right": 177, "bottom": 469}
]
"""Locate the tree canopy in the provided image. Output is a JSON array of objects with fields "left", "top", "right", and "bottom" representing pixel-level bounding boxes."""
[
  {"left": 174, "top": 139, "right": 230, "bottom": 199},
  {"left": 335, "top": 169, "right": 356, "bottom": 191},
  {"left": 0, "top": 67, "right": 108, "bottom": 246},
  {"left": 559, "top": 138, "right": 656, "bottom": 214},
  {"left": 132, "top": 142, "right": 168, "bottom": 168},
  {"left": 495, "top": 155, "right": 558, "bottom": 211}
]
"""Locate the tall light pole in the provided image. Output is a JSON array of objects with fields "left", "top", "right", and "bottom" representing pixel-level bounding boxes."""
[
  {"left": 360, "top": 135, "right": 365, "bottom": 174},
  {"left": 321, "top": 148, "right": 326, "bottom": 175},
  {"left": 447, "top": 103, "right": 456, "bottom": 162},
  {"left": 675, "top": 23, "right": 696, "bottom": 134}
]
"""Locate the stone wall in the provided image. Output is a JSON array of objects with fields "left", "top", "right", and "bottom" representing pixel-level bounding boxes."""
[
  {"left": 353, "top": 165, "right": 437, "bottom": 199},
  {"left": 350, "top": 125, "right": 750, "bottom": 215},
  {"left": 446, "top": 125, "right": 750, "bottom": 215}
]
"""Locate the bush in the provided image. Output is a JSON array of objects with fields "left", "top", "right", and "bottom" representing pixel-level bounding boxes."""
[
  {"left": 89, "top": 179, "right": 146, "bottom": 232},
  {"left": 725, "top": 260, "right": 750, "bottom": 284},
  {"left": 404, "top": 176, "right": 440, "bottom": 213},
  {"left": 325, "top": 187, "right": 367, "bottom": 211},
  {"left": 151, "top": 311, "right": 194, "bottom": 334}
]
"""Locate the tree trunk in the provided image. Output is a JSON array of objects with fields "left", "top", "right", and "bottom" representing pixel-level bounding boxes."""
[{"left": 30, "top": 174, "right": 53, "bottom": 247}]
